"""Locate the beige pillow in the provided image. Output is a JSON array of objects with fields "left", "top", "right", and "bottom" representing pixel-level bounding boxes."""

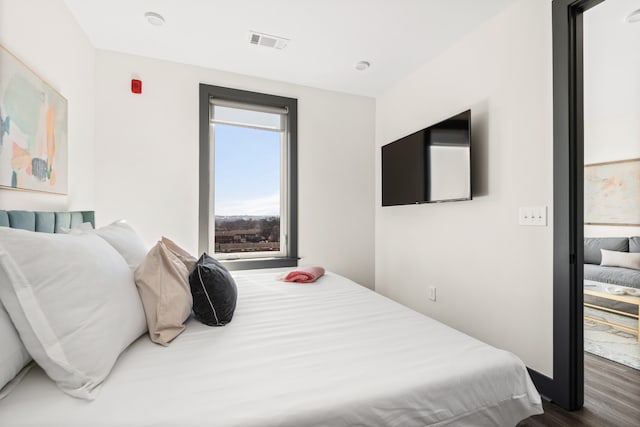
[
  {"left": 162, "top": 237, "right": 196, "bottom": 272},
  {"left": 134, "top": 238, "right": 196, "bottom": 345},
  {"left": 600, "top": 249, "right": 640, "bottom": 270}
]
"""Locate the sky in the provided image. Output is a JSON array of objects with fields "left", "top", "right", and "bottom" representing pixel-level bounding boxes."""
[{"left": 214, "top": 124, "right": 281, "bottom": 216}]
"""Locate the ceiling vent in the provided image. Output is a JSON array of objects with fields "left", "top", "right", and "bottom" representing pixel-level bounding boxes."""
[{"left": 249, "top": 31, "right": 289, "bottom": 49}]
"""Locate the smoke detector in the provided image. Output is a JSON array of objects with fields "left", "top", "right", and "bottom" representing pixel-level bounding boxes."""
[
  {"left": 144, "top": 11, "right": 165, "bottom": 26},
  {"left": 627, "top": 9, "right": 640, "bottom": 23},
  {"left": 355, "top": 61, "right": 371, "bottom": 71},
  {"left": 249, "top": 31, "right": 289, "bottom": 49}
]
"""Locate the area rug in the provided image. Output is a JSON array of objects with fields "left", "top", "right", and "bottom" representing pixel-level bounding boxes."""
[{"left": 584, "top": 306, "right": 640, "bottom": 370}]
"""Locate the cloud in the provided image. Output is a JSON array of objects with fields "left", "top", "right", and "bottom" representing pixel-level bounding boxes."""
[{"left": 216, "top": 193, "right": 280, "bottom": 216}]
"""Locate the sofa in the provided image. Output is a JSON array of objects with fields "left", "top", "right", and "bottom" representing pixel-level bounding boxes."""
[{"left": 584, "top": 236, "right": 640, "bottom": 290}]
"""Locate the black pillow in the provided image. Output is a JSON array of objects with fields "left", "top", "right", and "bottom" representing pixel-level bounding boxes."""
[{"left": 188, "top": 253, "right": 237, "bottom": 326}]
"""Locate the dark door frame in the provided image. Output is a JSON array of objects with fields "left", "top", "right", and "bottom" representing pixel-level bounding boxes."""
[{"left": 529, "top": 0, "right": 605, "bottom": 411}]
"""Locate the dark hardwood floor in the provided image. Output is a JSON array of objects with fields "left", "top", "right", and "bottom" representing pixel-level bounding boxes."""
[{"left": 518, "top": 352, "right": 640, "bottom": 426}]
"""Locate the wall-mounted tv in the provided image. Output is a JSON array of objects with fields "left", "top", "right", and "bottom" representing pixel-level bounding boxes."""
[{"left": 382, "top": 110, "right": 471, "bottom": 206}]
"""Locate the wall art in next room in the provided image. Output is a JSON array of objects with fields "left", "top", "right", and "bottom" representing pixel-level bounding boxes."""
[
  {"left": 585, "top": 158, "right": 640, "bottom": 226},
  {"left": 0, "top": 45, "right": 68, "bottom": 195}
]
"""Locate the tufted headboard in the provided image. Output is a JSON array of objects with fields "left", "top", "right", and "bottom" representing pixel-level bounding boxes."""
[{"left": 0, "top": 210, "right": 95, "bottom": 233}]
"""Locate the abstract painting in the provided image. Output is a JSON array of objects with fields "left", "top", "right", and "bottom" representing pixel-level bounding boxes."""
[
  {"left": 0, "top": 45, "right": 67, "bottom": 194},
  {"left": 585, "top": 158, "right": 640, "bottom": 225}
]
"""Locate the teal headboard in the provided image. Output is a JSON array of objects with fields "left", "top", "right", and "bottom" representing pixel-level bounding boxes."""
[{"left": 0, "top": 210, "right": 95, "bottom": 233}]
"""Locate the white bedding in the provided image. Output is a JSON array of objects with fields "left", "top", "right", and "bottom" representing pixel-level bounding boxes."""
[{"left": 0, "top": 270, "right": 542, "bottom": 426}]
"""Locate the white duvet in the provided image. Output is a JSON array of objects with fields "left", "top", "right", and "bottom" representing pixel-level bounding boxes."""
[{"left": 0, "top": 270, "right": 542, "bottom": 426}]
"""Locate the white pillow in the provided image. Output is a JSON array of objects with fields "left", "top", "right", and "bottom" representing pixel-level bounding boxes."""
[
  {"left": 95, "top": 220, "right": 149, "bottom": 271},
  {"left": 62, "top": 220, "right": 149, "bottom": 271},
  {"left": 59, "top": 221, "right": 94, "bottom": 234},
  {"left": 0, "top": 227, "right": 147, "bottom": 400},
  {"left": 600, "top": 249, "right": 640, "bottom": 270},
  {"left": 0, "top": 303, "right": 31, "bottom": 398}
]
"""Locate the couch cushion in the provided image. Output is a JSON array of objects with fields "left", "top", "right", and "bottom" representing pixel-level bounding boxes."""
[
  {"left": 584, "top": 237, "right": 629, "bottom": 265},
  {"left": 630, "top": 237, "right": 640, "bottom": 253},
  {"left": 584, "top": 263, "right": 640, "bottom": 289},
  {"left": 600, "top": 249, "right": 640, "bottom": 270}
]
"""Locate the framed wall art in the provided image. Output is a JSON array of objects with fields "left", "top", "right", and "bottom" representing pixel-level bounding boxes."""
[
  {"left": 0, "top": 45, "right": 68, "bottom": 195},
  {"left": 584, "top": 158, "right": 640, "bottom": 226}
]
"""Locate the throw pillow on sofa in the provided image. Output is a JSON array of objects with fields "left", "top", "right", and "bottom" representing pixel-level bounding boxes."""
[{"left": 600, "top": 249, "right": 640, "bottom": 270}]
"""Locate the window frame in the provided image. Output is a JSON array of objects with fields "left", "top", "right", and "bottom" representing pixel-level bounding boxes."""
[
  {"left": 199, "top": 84, "right": 298, "bottom": 270},
  {"left": 210, "top": 101, "right": 288, "bottom": 260}
]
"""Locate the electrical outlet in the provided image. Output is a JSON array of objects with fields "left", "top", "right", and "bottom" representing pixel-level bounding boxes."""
[{"left": 428, "top": 286, "right": 437, "bottom": 302}]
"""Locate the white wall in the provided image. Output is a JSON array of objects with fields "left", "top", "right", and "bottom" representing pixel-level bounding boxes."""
[
  {"left": 584, "top": 0, "right": 640, "bottom": 238},
  {"left": 0, "top": 0, "right": 94, "bottom": 211},
  {"left": 93, "top": 50, "right": 375, "bottom": 288},
  {"left": 375, "top": 0, "right": 553, "bottom": 376}
]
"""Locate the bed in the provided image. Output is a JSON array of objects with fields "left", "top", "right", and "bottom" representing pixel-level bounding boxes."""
[{"left": 0, "top": 210, "right": 542, "bottom": 426}]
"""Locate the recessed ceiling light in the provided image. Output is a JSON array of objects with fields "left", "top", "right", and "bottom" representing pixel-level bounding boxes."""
[
  {"left": 626, "top": 9, "right": 640, "bottom": 23},
  {"left": 355, "top": 61, "right": 370, "bottom": 71},
  {"left": 144, "top": 11, "right": 165, "bottom": 26}
]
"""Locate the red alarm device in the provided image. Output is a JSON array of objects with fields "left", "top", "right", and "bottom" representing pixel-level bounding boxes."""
[{"left": 131, "top": 79, "right": 142, "bottom": 94}]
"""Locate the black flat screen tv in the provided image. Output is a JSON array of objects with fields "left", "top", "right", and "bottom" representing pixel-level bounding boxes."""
[{"left": 382, "top": 110, "right": 471, "bottom": 206}]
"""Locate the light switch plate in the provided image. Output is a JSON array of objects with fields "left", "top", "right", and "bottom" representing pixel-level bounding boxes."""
[{"left": 519, "top": 206, "right": 547, "bottom": 226}]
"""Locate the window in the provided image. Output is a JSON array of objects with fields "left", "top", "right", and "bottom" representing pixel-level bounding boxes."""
[{"left": 199, "top": 84, "right": 297, "bottom": 270}]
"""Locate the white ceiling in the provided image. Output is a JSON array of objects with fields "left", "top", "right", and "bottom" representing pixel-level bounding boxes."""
[{"left": 64, "top": 0, "right": 518, "bottom": 97}]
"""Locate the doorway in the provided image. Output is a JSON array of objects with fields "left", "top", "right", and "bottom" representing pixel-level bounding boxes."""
[
  {"left": 582, "top": 1, "right": 640, "bottom": 368},
  {"left": 545, "top": 0, "right": 607, "bottom": 411},
  {"left": 548, "top": 0, "right": 640, "bottom": 412}
]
